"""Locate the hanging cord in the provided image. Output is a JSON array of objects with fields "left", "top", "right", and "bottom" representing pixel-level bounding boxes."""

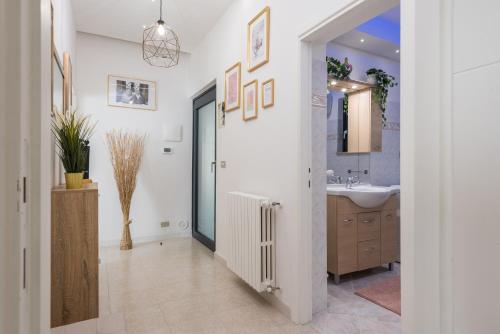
[{"left": 159, "top": 0, "right": 163, "bottom": 21}]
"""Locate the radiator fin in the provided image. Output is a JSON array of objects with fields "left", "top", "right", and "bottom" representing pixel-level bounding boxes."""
[{"left": 227, "top": 192, "right": 277, "bottom": 292}]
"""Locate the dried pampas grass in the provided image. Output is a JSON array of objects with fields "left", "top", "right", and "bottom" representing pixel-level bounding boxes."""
[{"left": 106, "top": 130, "right": 146, "bottom": 250}]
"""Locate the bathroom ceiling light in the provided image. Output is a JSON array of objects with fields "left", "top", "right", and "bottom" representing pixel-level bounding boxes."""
[
  {"left": 395, "top": 49, "right": 400, "bottom": 53},
  {"left": 360, "top": 38, "right": 365, "bottom": 43},
  {"left": 142, "top": 0, "right": 180, "bottom": 68}
]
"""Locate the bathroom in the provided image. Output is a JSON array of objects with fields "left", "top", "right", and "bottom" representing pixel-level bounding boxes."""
[{"left": 319, "top": 4, "right": 402, "bottom": 333}]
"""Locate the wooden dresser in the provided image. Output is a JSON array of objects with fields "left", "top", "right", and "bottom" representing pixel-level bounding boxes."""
[
  {"left": 51, "top": 183, "right": 99, "bottom": 328},
  {"left": 327, "top": 194, "right": 400, "bottom": 284}
]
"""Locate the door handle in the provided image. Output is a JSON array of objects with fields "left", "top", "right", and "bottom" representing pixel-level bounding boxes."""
[{"left": 211, "top": 161, "right": 216, "bottom": 173}]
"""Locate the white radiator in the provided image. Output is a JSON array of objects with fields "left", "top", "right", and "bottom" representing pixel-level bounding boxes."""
[{"left": 226, "top": 191, "right": 278, "bottom": 293}]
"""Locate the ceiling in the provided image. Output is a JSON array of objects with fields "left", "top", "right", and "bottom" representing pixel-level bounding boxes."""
[
  {"left": 331, "top": 5, "right": 400, "bottom": 61},
  {"left": 334, "top": 30, "right": 400, "bottom": 61},
  {"left": 379, "top": 5, "right": 400, "bottom": 25},
  {"left": 72, "top": 0, "right": 235, "bottom": 53}
]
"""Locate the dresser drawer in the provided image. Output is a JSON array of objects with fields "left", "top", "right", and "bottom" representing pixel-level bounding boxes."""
[
  {"left": 358, "top": 239, "right": 381, "bottom": 270},
  {"left": 336, "top": 213, "right": 357, "bottom": 274},
  {"left": 357, "top": 212, "right": 380, "bottom": 241}
]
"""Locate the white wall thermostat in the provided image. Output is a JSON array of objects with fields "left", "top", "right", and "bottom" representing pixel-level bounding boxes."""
[{"left": 162, "top": 124, "right": 183, "bottom": 142}]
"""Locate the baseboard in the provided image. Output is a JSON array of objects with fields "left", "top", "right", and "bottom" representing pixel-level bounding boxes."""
[
  {"left": 261, "top": 290, "right": 292, "bottom": 320},
  {"left": 214, "top": 251, "right": 292, "bottom": 320},
  {"left": 99, "top": 231, "right": 191, "bottom": 248},
  {"left": 214, "top": 251, "right": 227, "bottom": 265}
]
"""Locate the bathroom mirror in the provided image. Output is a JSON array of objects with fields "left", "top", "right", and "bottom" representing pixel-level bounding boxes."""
[{"left": 330, "top": 86, "right": 382, "bottom": 154}]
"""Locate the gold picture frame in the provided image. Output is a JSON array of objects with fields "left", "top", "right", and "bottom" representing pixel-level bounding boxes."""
[
  {"left": 107, "top": 75, "right": 157, "bottom": 111},
  {"left": 262, "top": 78, "right": 274, "bottom": 108},
  {"left": 247, "top": 7, "right": 270, "bottom": 72},
  {"left": 243, "top": 80, "right": 258, "bottom": 121},
  {"left": 63, "top": 52, "right": 72, "bottom": 113},
  {"left": 224, "top": 62, "right": 241, "bottom": 112}
]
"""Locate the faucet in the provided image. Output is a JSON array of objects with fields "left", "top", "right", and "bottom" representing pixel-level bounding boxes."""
[
  {"left": 346, "top": 176, "right": 359, "bottom": 189},
  {"left": 327, "top": 170, "right": 342, "bottom": 184}
]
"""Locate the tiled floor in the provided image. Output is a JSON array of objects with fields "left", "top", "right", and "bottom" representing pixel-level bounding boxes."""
[
  {"left": 311, "top": 264, "right": 401, "bottom": 334},
  {"left": 52, "top": 237, "right": 318, "bottom": 334}
]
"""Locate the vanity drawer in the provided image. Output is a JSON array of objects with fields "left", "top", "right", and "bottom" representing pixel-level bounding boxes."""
[
  {"left": 357, "top": 212, "right": 380, "bottom": 241},
  {"left": 336, "top": 214, "right": 357, "bottom": 274},
  {"left": 381, "top": 210, "right": 399, "bottom": 264},
  {"left": 358, "top": 239, "right": 381, "bottom": 270}
]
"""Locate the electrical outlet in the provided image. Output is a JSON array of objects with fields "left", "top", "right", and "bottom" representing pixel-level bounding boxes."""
[{"left": 160, "top": 221, "right": 170, "bottom": 228}]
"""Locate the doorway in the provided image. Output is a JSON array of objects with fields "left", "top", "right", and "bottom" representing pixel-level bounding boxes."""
[{"left": 192, "top": 86, "right": 217, "bottom": 251}]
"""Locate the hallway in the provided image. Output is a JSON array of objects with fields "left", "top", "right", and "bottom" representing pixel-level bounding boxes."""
[{"left": 52, "top": 238, "right": 318, "bottom": 334}]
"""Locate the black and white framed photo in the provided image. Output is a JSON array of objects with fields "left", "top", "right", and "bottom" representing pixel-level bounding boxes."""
[{"left": 108, "top": 75, "right": 157, "bottom": 110}]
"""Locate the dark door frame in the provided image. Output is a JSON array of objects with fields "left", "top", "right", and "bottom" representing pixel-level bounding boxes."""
[{"left": 192, "top": 86, "right": 217, "bottom": 251}]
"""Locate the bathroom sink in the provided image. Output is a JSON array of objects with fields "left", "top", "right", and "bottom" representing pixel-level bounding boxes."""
[{"left": 326, "top": 184, "right": 400, "bottom": 208}]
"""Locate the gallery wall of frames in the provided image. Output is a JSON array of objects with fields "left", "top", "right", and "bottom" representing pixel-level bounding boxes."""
[{"left": 224, "top": 6, "right": 275, "bottom": 124}]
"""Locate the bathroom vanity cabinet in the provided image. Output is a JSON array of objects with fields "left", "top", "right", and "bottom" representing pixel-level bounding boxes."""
[{"left": 327, "top": 194, "right": 399, "bottom": 283}]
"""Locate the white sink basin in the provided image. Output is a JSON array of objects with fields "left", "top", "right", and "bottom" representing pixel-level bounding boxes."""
[{"left": 327, "top": 184, "right": 400, "bottom": 208}]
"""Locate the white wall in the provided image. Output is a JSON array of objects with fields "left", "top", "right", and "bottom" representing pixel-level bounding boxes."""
[
  {"left": 76, "top": 33, "right": 192, "bottom": 246},
  {"left": 326, "top": 42, "right": 400, "bottom": 186},
  {"left": 188, "top": 0, "right": 363, "bottom": 320},
  {"left": 452, "top": 1, "right": 500, "bottom": 332},
  {"left": 51, "top": 0, "right": 76, "bottom": 63}
]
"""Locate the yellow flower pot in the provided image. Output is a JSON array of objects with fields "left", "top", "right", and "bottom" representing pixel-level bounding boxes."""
[{"left": 65, "top": 172, "right": 84, "bottom": 189}]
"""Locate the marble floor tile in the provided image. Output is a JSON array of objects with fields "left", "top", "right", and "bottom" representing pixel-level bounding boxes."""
[
  {"left": 56, "top": 237, "right": 297, "bottom": 334},
  {"left": 312, "top": 264, "right": 401, "bottom": 334},
  {"left": 97, "top": 313, "right": 126, "bottom": 334}
]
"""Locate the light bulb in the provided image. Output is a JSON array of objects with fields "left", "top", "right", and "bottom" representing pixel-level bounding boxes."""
[{"left": 157, "top": 23, "right": 165, "bottom": 36}]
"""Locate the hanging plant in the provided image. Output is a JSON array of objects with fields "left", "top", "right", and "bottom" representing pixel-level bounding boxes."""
[
  {"left": 366, "top": 68, "right": 398, "bottom": 125},
  {"left": 343, "top": 93, "right": 349, "bottom": 115},
  {"left": 326, "top": 57, "right": 352, "bottom": 81}
]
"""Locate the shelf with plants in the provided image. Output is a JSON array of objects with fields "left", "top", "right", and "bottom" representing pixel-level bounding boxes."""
[{"left": 327, "top": 76, "right": 374, "bottom": 94}]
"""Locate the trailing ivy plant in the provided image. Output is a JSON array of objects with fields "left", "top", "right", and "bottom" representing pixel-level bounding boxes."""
[
  {"left": 326, "top": 57, "right": 352, "bottom": 81},
  {"left": 366, "top": 68, "right": 398, "bottom": 125},
  {"left": 343, "top": 93, "right": 349, "bottom": 115}
]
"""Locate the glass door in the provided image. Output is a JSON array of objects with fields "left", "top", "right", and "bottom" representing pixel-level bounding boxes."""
[{"left": 192, "top": 87, "right": 216, "bottom": 251}]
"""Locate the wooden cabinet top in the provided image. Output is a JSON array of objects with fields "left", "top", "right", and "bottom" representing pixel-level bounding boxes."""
[{"left": 52, "top": 183, "right": 98, "bottom": 193}]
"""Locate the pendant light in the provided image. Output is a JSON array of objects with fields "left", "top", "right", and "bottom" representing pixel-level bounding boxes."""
[{"left": 142, "top": 0, "right": 180, "bottom": 68}]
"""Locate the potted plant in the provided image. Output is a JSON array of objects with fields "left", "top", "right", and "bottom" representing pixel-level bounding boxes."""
[
  {"left": 326, "top": 56, "right": 352, "bottom": 81},
  {"left": 365, "top": 68, "right": 398, "bottom": 124},
  {"left": 52, "top": 109, "right": 95, "bottom": 189}
]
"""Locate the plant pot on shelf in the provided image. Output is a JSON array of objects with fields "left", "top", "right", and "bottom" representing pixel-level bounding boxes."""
[
  {"left": 367, "top": 74, "right": 377, "bottom": 85},
  {"left": 65, "top": 172, "right": 84, "bottom": 189}
]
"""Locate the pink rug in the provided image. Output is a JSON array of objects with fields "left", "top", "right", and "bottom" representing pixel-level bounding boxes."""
[{"left": 355, "top": 276, "right": 401, "bottom": 315}]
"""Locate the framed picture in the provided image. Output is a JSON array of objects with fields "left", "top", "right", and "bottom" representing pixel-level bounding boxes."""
[
  {"left": 63, "top": 52, "right": 72, "bottom": 113},
  {"left": 262, "top": 78, "right": 274, "bottom": 108},
  {"left": 243, "top": 80, "right": 258, "bottom": 121},
  {"left": 247, "top": 7, "right": 270, "bottom": 72},
  {"left": 224, "top": 62, "right": 241, "bottom": 112},
  {"left": 108, "top": 75, "right": 157, "bottom": 110}
]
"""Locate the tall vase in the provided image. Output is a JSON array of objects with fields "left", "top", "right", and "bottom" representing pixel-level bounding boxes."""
[{"left": 120, "top": 219, "right": 133, "bottom": 250}]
